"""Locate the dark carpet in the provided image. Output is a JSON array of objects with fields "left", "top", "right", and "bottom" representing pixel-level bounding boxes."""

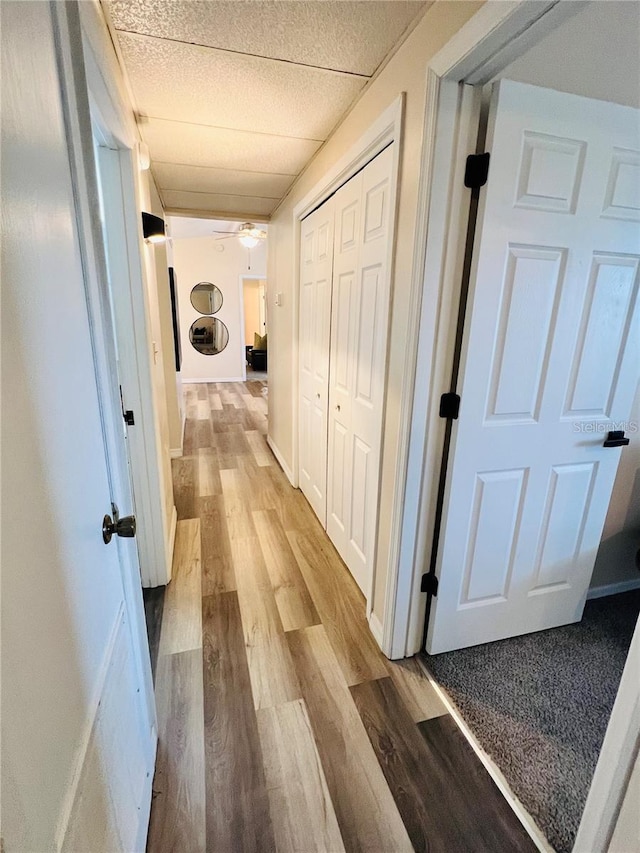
[{"left": 423, "top": 591, "right": 640, "bottom": 853}]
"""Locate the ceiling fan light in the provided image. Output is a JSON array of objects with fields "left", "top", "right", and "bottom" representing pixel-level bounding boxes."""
[{"left": 239, "top": 234, "right": 260, "bottom": 249}]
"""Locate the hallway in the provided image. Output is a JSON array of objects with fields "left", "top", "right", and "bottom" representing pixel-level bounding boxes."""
[{"left": 147, "top": 380, "right": 537, "bottom": 853}]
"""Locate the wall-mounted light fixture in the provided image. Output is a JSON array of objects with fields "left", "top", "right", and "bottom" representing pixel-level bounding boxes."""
[{"left": 142, "top": 212, "right": 166, "bottom": 244}]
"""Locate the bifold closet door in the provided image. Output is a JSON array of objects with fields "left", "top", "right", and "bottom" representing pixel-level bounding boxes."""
[
  {"left": 298, "top": 198, "right": 335, "bottom": 525},
  {"left": 327, "top": 145, "right": 395, "bottom": 595}
]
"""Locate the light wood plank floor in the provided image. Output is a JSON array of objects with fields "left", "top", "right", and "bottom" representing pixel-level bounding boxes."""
[{"left": 147, "top": 380, "right": 537, "bottom": 853}]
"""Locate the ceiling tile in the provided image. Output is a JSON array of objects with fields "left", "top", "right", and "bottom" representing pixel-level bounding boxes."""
[
  {"left": 162, "top": 189, "right": 277, "bottom": 216},
  {"left": 108, "top": 1, "right": 427, "bottom": 76},
  {"left": 118, "top": 32, "right": 365, "bottom": 139},
  {"left": 153, "top": 162, "right": 295, "bottom": 198},
  {"left": 141, "top": 118, "right": 322, "bottom": 174}
]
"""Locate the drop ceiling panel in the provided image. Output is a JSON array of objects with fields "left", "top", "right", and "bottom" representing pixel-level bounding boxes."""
[
  {"left": 118, "top": 32, "right": 365, "bottom": 139},
  {"left": 162, "top": 189, "right": 277, "bottom": 217},
  {"left": 141, "top": 118, "right": 322, "bottom": 174},
  {"left": 108, "top": 1, "right": 427, "bottom": 76},
  {"left": 153, "top": 162, "right": 294, "bottom": 198}
]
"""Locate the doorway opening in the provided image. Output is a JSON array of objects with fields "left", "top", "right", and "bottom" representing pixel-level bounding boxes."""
[
  {"left": 242, "top": 275, "right": 268, "bottom": 383},
  {"left": 414, "top": 5, "right": 640, "bottom": 850}
]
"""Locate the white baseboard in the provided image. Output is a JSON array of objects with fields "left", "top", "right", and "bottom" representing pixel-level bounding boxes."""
[
  {"left": 368, "top": 612, "right": 384, "bottom": 649},
  {"left": 181, "top": 376, "right": 245, "bottom": 384},
  {"left": 416, "top": 657, "right": 553, "bottom": 853},
  {"left": 587, "top": 578, "right": 640, "bottom": 600},
  {"left": 267, "top": 435, "right": 295, "bottom": 485}
]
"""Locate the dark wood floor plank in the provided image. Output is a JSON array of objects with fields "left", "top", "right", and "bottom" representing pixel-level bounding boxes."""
[
  {"left": 202, "top": 592, "right": 275, "bottom": 853},
  {"left": 199, "top": 495, "right": 236, "bottom": 595},
  {"left": 142, "top": 585, "right": 165, "bottom": 684},
  {"left": 351, "top": 677, "right": 537, "bottom": 853},
  {"left": 253, "top": 509, "right": 321, "bottom": 632},
  {"left": 287, "top": 528, "right": 388, "bottom": 686},
  {"left": 172, "top": 455, "right": 198, "bottom": 520},
  {"left": 147, "top": 649, "right": 206, "bottom": 853},
  {"left": 287, "top": 625, "right": 413, "bottom": 852}
]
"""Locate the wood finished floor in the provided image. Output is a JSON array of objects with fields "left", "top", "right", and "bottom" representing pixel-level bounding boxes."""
[{"left": 147, "top": 380, "right": 537, "bottom": 853}]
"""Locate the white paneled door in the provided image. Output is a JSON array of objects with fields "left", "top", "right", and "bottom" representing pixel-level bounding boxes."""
[
  {"left": 327, "top": 146, "right": 395, "bottom": 595},
  {"left": 427, "top": 82, "right": 640, "bottom": 654},
  {"left": 299, "top": 197, "right": 335, "bottom": 525}
]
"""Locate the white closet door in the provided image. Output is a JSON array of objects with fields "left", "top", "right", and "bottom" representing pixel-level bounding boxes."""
[
  {"left": 427, "top": 81, "right": 640, "bottom": 654},
  {"left": 298, "top": 198, "right": 335, "bottom": 524},
  {"left": 327, "top": 145, "right": 395, "bottom": 595}
]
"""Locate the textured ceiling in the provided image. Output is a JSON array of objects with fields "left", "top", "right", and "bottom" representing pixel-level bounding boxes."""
[{"left": 106, "top": 0, "right": 428, "bottom": 218}]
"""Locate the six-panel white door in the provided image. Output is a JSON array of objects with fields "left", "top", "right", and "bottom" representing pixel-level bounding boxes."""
[
  {"left": 327, "top": 145, "right": 395, "bottom": 595},
  {"left": 299, "top": 198, "right": 335, "bottom": 525},
  {"left": 427, "top": 81, "right": 640, "bottom": 654}
]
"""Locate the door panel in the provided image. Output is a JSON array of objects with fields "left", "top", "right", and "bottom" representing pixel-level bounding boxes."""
[
  {"left": 328, "top": 146, "right": 395, "bottom": 594},
  {"left": 298, "top": 198, "right": 335, "bottom": 523},
  {"left": 427, "top": 81, "right": 640, "bottom": 654}
]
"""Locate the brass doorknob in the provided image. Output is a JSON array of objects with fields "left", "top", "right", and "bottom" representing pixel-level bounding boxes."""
[{"left": 103, "top": 502, "right": 137, "bottom": 544}]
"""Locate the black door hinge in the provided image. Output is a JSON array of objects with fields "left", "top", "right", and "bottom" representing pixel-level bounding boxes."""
[
  {"left": 124, "top": 410, "right": 135, "bottom": 426},
  {"left": 464, "top": 152, "right": 490, "bottom": 189},
  {"left": 421, "top": 573, "right": 439, "bottom": 596},
  {"left": 439, "top": 392, "right": 460, "bottom": 420}
]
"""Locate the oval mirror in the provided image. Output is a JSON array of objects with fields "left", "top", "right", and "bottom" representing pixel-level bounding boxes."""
[
  {"left": 189, "top": 317, "right": 230, "bottom": 356},
  {"left": 190, "top": 282, "right": 223, "bottom": 315}
]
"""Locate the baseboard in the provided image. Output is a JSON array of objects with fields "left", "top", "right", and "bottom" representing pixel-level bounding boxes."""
[
  {"left": 181, "top": 376, "right": 245, "bottom": 384},
  {"left": 368, "top": 612, "right": 384, "bottom": 649},
  {"left": 416, "top": 657, "right": 553, "bottom": 853},
  {"left": 267, "top": 435, "right": 295, "bottom": 485},
  {"left": 170, "top": 448, "right": 182, "bottom": 459},
  {"left": 587, "top": 578, "right": 640, "bottom": 600}
]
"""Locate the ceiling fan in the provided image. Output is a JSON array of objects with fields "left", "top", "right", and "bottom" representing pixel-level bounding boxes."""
[{"left": 212, "top": 222, "right": 267, "bottom": 249}]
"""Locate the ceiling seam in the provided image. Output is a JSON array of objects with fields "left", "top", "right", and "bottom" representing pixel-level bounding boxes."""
[
  {"left": 114, "top": 28, "right": 372, "bottom": 79},
  {"left": 162, "top": 189, "right": 282, "bottom": 200},
  {"left": 139, "top": 114, "right": 324, "bottom": 143},
  {"left": 152, "top": 160, "right": 297, "bottom": 178}
]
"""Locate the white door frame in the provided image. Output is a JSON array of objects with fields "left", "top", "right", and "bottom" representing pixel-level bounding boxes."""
[
  {"left": 387, "top": 0, "right": 588, "bottom": 660},
  {"left": 80, "top": 3, "right": 173, "bottom": 587},
  {"left": 291, "top": 94, "right": 404, "bottom": 621},
  {"left": 51, "top": 3, "right": 156, "bottom": 847},
  {"left": 239, "top": 273, "right": 266, "bottom": 381}
]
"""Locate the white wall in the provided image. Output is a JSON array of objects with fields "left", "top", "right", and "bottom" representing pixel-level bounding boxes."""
[
  {"left": 171, "top": 225, "right": 267, "bottom": 382},
  {"left": 267, "top": 0, "right": 483, "bottom": 622},
  {"left": 495, "top": 1, "right": 640, "bottom": 109},
  {"left": 149, "top": 181, "right": 183, "bottom": 453},
  {"left": 496, "top": 0, "right": 640, "bottom": 590}
]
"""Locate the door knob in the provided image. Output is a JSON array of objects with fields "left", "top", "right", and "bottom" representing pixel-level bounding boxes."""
[
  {"left": 603, "top": 430, "right": 630, "bottom": 448},
  {"left": 103, "top": 502, "right": 137, "bottom": 544}
]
